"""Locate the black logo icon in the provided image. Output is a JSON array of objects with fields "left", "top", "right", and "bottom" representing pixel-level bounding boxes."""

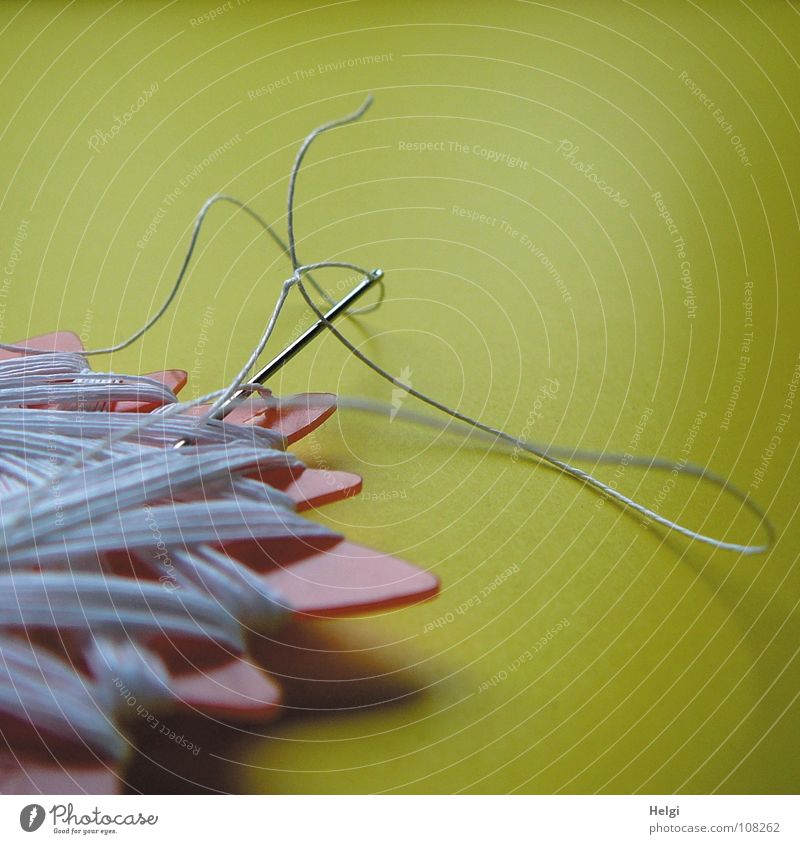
[{"left": 19, "top": 804, "right": 45, "bottom": 832}]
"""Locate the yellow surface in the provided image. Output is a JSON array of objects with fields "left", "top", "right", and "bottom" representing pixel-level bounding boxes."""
[{"left": 1, "top": 1, "right": 798, "bottom": 793}]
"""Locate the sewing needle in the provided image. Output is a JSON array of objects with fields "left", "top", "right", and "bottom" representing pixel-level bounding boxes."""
[{"left": 173, "top": 269, "right": 383, "bottom": 448}]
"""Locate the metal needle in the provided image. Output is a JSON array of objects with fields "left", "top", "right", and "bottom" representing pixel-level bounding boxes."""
[{"left": 173, "top": 269, "right": 383, "bottom": 448}]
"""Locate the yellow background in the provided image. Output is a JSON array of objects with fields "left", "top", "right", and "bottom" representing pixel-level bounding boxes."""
[{"left": 1, "top": 0, "right": 798, "bottom": 793}]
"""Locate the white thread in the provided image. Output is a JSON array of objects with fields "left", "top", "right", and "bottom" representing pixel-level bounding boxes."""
[
  {"left": 0, "top": 637, "right": 126, "bottom": 759},
  {"left": 0, "top": 95, "right": 776, "bottom": 757},
  {"left": 0, "top": 572, "right": 243, "bottom": 646},
  {"left": 0, "top": 301, "right": 317, "bottom": 754},
  {"left": 277, "top": 96, "right": 774, "bottom": 555},
  {"left": 3, "top": 95, "right": 772, "bottom": 555}
]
